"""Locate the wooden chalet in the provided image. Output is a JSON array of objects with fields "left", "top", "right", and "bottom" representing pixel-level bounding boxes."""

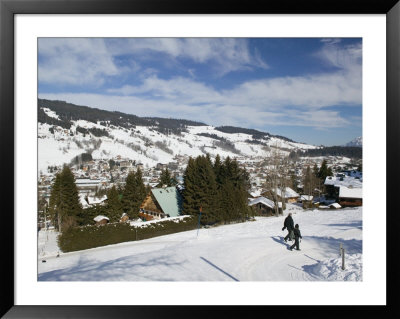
[
  {"left": 248, "top": 197, "right": 276, "bottom": 216},
  {"left": 140, "top": 186, "right": 183, "bottom": 221},
  {"left": 94, "top": 215, "right": 109, "bottom": 226},
  {"left": 262, "top": 187, "right": 299, "bottom": 203},
  {"left": 338, "top": 186, "right": 362, "bottom": 207}
]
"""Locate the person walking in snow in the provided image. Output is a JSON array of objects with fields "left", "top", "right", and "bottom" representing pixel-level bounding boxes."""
[
  {"left": 290, "top": 224, "right": 302, "bottom": 251},
  {"left": 282, "top": 212, "right": 294, "bottom": 242}
]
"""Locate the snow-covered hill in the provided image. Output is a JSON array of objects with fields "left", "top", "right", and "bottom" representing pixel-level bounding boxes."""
[
  {"left": 345, "top": 136, "right": 362, "bottom": 147},
  {"left": 38, "top": 205, "right": 362, "bottom": 281},
  {"left": 38, "top": 101, "right": 317, "bottom": 173}
]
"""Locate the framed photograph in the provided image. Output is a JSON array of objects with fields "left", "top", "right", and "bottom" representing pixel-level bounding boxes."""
[{"left": 1, "top": 0, "right": 398, "bottom": 317}]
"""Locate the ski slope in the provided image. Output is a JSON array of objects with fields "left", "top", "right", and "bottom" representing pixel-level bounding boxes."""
[{"left": 38, "top": 205, "right": 362, "bottom": 281}]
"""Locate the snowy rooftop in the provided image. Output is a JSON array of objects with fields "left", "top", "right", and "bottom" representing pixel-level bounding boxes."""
[
  {"left": 87, "top": 195, "right": 107, "bottom": 205},
  {"left": 339, "top": 186, "right": 362, "bottom": 199},
  {"left": 93, "top": 215, "right": 109, "bottom": 222},
  {"left": 248, "top": 196, "right": 275, "bottom": 209},
  {"left": 277, "top": 187, "right": 299, "bottom": 198},
  {"left": 300, "top": 195, "right": 313, "bottom": 201},
  {"left": 324, "top": 175, "right": 362, "bottom": 188}
]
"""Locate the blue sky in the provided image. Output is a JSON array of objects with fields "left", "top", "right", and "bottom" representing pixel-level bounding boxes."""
[{"left": 38, "top": 38, "right": 362, "bottom": 146}]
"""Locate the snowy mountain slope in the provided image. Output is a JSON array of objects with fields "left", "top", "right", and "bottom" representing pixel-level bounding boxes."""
[
  {"left": 38, "top": 205, "right": 362, "bottom": 281},
  {"left": 38, "top": 101, "right": 317, "bottom": 173},
  {"left": 345, "top": 136, "right": 362, "bottom": 147}
]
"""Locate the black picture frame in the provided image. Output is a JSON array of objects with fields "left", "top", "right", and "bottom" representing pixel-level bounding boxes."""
[{"left": 1, "top": 0, "right": 398, "bottom": 317}]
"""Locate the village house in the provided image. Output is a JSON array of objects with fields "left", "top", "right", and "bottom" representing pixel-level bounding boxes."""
[
  {"left": 87, "top": 195, "right": 107, "bottom": 206},
  {"left": 338, "top": 186, "right": 362, "bottom": 207},
  {"left": 324, "top": 175, "right": 362, "bottom": 201},
  {"left": 120, "top": 213, "right": 129, "bottom": 223},
  {"left": 299, "top": 195, "right": 314, "bottom": 209},
  {"left": 262, "top": 187, "right": 299, "bottom": 203},
  {"left": 94, "top": 215, "right": 109, "bottom": 226},
  {"left": 139, "top": 186, "right": 183, "bottom": 220},
  {"left": 75, "top": 178, "right": 104, "bottom": 195},
  {"left": 248, "top": 197, "right": 275, "bottom": 216}
]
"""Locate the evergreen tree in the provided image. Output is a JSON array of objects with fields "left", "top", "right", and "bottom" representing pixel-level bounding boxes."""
[
  {"left": 183, "top": 155, "right": 250, "bottom": 225},
  {"left": 49, "top": 173, "right": 62, "bottom": 230},
  {"left": 219, "top": 157, "right": 250, "bottom": 222},
  {"left": 318, "top": 159, "right": 333, "bottom": 181},
  {"left": 195, "top": 156, "right": 218, "bottom": 224},
  {"left": 106, "top": 185, "right": 123, "bottom": 222},
  {"left": 213, "top": 154, "right": 223, "bottom": 184},
  {"left": 121, "top": 168, "right": 147, "bottom": 219},
  {"left": 183, "top": 156, "right": 218, "bottom": 224},
  {"left": 60, "top": 166, "right": 82, "bottom": 228},
  {"left": 135, "top": 168, "right": 147, "bottom": 209},
  {"left": 48, "top": 165, "right": 82, "bottom": 231},
  {"left": 157, "top": 168, "right": 173, "bottom": 187},
  {"left": 183, "top": 157, "right": 198, "bottom": 216}
]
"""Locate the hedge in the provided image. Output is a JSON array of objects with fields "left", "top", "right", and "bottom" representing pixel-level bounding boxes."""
[{"left": 58, "top": 216, "right": 197, "bottom": 253}]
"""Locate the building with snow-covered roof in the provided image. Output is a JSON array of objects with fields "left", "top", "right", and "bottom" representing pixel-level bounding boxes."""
[
  {"left": 339, "top": 186, "right": 362, "bottom": 207},
  {"left": 329, "top": 203, "right": 342, "bottom": 209},
  {"left": 300, "top": 195, "right": 313, "bottom": 202},
  {"left": 248, "top": 196, "right": 276, "bottom": 216},
  {"left": 94, "top": 215, "right": 109, "bottom": 225},
  {"left": 87, "top": 195, "right": 107, "bottom": 206},
  {"left": 262, "top": 187, "right": 299, "bottom": 204},
  {"left": 140, "top": 186, "right": 183, "bottom": 220},
  {"left": 75, "top": 178, "right": 104, "bottom": 194},
  {"left": 324, "top": 175, "right": 362, "bottom": 202}
]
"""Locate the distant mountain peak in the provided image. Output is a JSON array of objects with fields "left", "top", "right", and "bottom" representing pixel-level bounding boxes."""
[{"left": 345, "top": 136, "right": 362, "bottom": 147}]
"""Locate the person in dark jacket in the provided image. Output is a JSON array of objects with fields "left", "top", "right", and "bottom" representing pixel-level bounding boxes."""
[
  {"left": 282, "top": 213, "right": 294, "bottom": 242},
  {"left": 290, "top": 224, "right": 302, "bottom": 251}
]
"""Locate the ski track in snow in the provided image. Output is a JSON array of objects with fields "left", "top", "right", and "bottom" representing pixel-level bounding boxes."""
[{"left": 38, "top": 206, "right": 362, "bottom": 281}]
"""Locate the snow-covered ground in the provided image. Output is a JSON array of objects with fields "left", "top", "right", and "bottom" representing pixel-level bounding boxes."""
[
  {"left": 38, "top": 114, "right": 319, "bottom": 173},
  {"left": 38, "top": 205, "right": 362, "bottom": 282}
]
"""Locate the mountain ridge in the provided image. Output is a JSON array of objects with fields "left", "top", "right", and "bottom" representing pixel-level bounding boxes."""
[{"left": 37, "top": 99, "right": 317, "bottom": 173}]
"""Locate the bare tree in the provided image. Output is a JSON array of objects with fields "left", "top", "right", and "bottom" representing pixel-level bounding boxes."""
[{"left": 263, "top": 143, "right": 291, "bottom": 216}]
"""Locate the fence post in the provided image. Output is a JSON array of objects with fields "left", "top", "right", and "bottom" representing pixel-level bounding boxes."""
[
  {"left": 136, "top": 229, "right": 138, "bottom": 241},
  {"left": 339, "top": 243, "right": 343, "bottom": 256},
  {"left": 341, "top": 248, "right": 345, "bottom": 270}
]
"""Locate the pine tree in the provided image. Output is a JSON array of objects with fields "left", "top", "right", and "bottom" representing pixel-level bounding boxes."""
[
  {"left": 106, "top": 185, "right": 123, "bottom": 222},
  {"left": 183, "top": 157, "right": 198, "bottom": 216},
  {"left": 60, "top": 166, "right": 82, "bottom": 228},
  {"left": 48, "top": 165, "right": 82, "bottom": 231},
  {"left": 48, "top": 173, "right": 62, "bottom": 230},
  {"left": 157, "top": 168, "right": 173, "bottom": 187},
  {"left": 318, "top": 159, "right": 332, "bottom": 181},
  {"left": 195, "top": 156, "right": 218, "bottom": 224},
  {"left": 183, "top": 156, "right": 217, "bottom": 224},
  {"left": 213, "top": 154, "right": 223, "bottom": 184},
  {"left": 121, "top": 168, "right": 147, "bottom": 219},
  {"left": 135, "top": 168, "right": 147, "bottom": 210},
  {"left": 122, "top": 171, "right": 137, "bottom": 217}
]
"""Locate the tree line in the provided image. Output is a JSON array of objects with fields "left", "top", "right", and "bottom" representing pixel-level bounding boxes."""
[
  {"left": 38, "top": 99, "right": 205, "bottom": 136},
  {"left": 293, "top": 146, "right": 362, "bottom": 159}
]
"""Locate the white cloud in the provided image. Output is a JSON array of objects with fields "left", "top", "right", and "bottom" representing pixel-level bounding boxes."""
[
  {"left": 38, "top": 38, "right": 269, "bottom": 87},
  {"left": 38, "top": 39, "right": 361, "bottom": 130},
  {"left": 38, "top": 38, "right": 120, "bottom": 86}
]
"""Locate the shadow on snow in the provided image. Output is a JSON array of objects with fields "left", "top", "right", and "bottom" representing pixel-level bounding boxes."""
[{"left": 38, "top": 253, "right": 186, "bottom": 281}]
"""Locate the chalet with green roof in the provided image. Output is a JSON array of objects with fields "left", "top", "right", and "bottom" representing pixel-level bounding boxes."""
[{"left": 140, "top": 186, "right": 183, "bottom": 220}]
